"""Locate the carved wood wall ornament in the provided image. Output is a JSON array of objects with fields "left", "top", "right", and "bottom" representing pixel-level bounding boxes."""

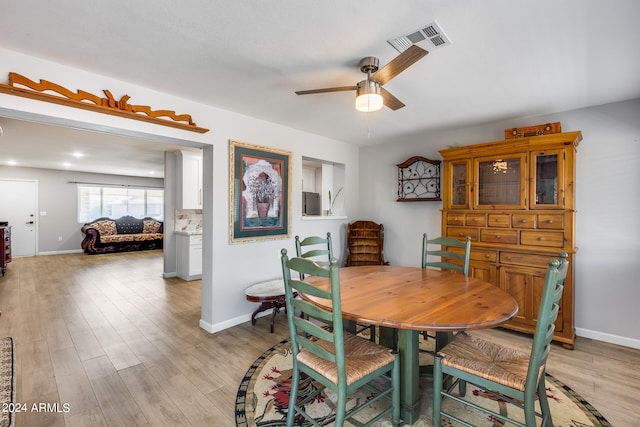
[{"left": 0, "top": 72, "right": 209, "bottom": 133}]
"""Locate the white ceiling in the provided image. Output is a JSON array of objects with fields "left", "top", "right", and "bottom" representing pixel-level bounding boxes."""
[{"left": 0, "top": 0, "right": 639, "bottom": 177}]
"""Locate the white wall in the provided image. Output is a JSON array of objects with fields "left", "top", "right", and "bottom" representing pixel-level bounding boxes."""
[
  {"left": 0, "top": 47, "right": 360, "bottom": 333},
  {"left": 359, "top": 98, "right": 640, "bottom": 349}
]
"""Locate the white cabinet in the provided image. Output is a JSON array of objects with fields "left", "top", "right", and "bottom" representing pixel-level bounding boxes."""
[
  {"left": 176, "top": 150, "right": 203, "bottom": 209},
  {"left": 176, "top": 233, "right": 202, "bottom": 281}
]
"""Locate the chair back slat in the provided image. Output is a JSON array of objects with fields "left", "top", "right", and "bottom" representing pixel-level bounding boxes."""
[
  {"left": 291, "top": 298, "right": 333, "bottom": 323},
  {"left": 422, "top": 234, "right": 471, "bottom": 276},
  {"left": 281, "top": 249, "right": 345, "bottom": 366},
  {"left": 526, "top": 253, "right": 569, "bottom": 389}
]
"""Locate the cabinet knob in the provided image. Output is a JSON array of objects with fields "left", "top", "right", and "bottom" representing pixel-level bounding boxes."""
[
  {"left": 484, "top": 254, "right": 490, "bottom": 259},
  {"left": 495, "top": 235, "right": 501, "bottom": 239},
  {"left": 506, "top": 256, "right": 512, "bottom": 260},
  {"left": 538, "top": 237, "right": 544, "bottom": 241}
]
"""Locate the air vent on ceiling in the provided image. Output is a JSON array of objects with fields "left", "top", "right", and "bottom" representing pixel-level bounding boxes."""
[{"left": 387, "top": 21, "right": 451, "bottom": 53}]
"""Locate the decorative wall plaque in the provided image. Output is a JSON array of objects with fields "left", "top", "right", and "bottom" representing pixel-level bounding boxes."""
[{"left": 396, "top": 156, "right": 441, "bottom": 202}]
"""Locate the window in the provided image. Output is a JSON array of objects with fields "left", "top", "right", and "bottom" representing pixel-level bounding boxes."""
[{"left": 77, "top": 185, "right": 164, "bottom": 223}]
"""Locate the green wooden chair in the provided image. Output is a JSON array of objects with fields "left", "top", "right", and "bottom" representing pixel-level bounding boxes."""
[
  {"left": 296, "top": 233, "right": 375, "bottom": 341},
  {"left": 420, "top": 234, "right": 472, "bottom": 349},
  {"left": 280, "top": 249, "right": 400, "bottom": 427},
  {"left": 422, "top": 233, "right": 471, "bottom": 276},
  {"left": 432, "top": 253, "right": 569, "bottom": 427},
  {"left": 295, "top": 232, "right": 333, "bottom": 275}
]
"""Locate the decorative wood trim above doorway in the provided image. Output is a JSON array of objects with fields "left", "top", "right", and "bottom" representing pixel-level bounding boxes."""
[{"left": 0, "top": 72, "right": 209, "bottom": 133}]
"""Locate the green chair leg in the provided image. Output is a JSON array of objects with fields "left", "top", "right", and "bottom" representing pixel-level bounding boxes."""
[{"left": 432, "top": 357, "right": 443, "bottom": 427}]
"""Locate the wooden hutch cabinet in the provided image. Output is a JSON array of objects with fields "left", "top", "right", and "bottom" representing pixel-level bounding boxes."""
[{"left": 440, "top": 131, "right": 582, "bottom": 349}]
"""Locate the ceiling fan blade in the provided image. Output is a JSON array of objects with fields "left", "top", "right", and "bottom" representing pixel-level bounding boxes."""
[
  {"left": 295, "top": 86, "right": 357, "bottom": 95},
  {"left": 370, "top": 45, "right": 429, "bottom": 86},
  {"left": 381, "top": 88, "right": 405, "bottom": 110}
]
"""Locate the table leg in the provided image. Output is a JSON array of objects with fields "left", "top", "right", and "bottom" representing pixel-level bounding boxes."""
[
  {"left": 270, "top": 300, "right": 285, "bottom": 333},
  {"left": 251, "top": 301, "right": 274, "bottom": 326},
  {"left": 397, "top": 329, "right": 421, "bottom": 424}
]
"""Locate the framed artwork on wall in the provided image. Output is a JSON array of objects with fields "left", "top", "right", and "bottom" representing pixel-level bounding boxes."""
[{"left": 229, "top": 140, "right": 291, "bottom": 243}]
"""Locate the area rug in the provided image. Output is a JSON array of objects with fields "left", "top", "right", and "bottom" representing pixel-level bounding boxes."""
[
  {"left": 0, "top": 337, "right": 15, "bottom": 427},
  {"left": 235, "top": 339, "right": 611, "bottom": 426}
]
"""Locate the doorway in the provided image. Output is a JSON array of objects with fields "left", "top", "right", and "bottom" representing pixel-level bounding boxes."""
[{"left": 0, "top": 178, "right": 37, "bottom": 256}]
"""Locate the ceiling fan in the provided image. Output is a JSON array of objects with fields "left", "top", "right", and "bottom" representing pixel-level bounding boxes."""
[{"left": 295, "top": 44, "right": 428, "bottom": 112}]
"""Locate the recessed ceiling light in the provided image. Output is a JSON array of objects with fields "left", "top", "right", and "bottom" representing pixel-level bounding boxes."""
[
  {"left": 63, "top": 162, "right": 72, "bottom": 168},
  {"left": 72, "top": 151, "right": 84, "bottom": 158},
  {"left": 7, "top": 160, "right": 17, "bottom": 166}
]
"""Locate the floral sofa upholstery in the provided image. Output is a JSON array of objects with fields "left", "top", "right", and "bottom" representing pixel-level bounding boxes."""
[{"left": 81, "top": 215, "right": 163, "bottom": 254}]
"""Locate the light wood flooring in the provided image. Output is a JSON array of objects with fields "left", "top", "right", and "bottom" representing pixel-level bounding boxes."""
[{"left": 0, "top": 251, "right": 638, "bottom": 426}]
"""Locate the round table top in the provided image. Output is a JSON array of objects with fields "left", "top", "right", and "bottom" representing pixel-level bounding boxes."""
[
  {"left": 304, "top": 265, "right": 519, "bottom": 332},
  {"left": 245, "top": 279, "right": 285, "bottom": 302}
]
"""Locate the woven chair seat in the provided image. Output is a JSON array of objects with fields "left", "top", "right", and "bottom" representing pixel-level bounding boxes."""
[
  {"left": 297, "top": 332, "right": 395, "bottom": 386},
  {"left": 438, "top": 332, "right": 543, "bottom": 392}
]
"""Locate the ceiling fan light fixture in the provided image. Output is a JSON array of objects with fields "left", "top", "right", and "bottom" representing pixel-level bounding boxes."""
[{"left": 355, "top": 80, "right": 383, "bottom": 112}]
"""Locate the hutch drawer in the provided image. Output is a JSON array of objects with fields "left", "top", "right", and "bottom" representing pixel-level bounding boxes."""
[
  {"left": 487, "top": 214, "right": 510, "bottom": 228},
  {"left": 447, "top": 227, "right": 478, "bottom": 241},
  {"left": 447, "top": 213, "right": 465, "bottom": 226},
  {"left": 465, "top": 213, "right": 486, "bottom": 226},
  {"left": 512, "top": 214, "right": 536, "bottom": 228},
  {"left": 470, "top": 248, "right": 497, "bottom": 263},
  {"left": 500, "top": 251, "right": 556, "bottom": 268},
  {"left": 480, "top": 229, "right": 518, "bottom": 245},
  {"left": 520, "top": 230, "right": 564, "bottom": 248},
  {"left": 537, "top": 214, "right": 564, "bottom": 229}
]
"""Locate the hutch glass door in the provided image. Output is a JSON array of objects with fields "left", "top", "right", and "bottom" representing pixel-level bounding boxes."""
[
  {"left": 448, "top": 160, "right": 470, "bottom": 208},
  {"left": 474, "top": 154, "right": 527, "bottom": 209},
  {"left": 530, "top": 149, "right": 565, "bottom": 209}
]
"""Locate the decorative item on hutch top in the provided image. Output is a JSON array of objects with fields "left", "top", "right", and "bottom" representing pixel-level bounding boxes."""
[
  {"left": 439, "top": 124, "right": 581, "bottom": 349},
  {"left": 396, "top": 156, "right": 441, "bottom": 201},
  {"left": 229, "top": 140, "right": 291, "bottom": 243}
]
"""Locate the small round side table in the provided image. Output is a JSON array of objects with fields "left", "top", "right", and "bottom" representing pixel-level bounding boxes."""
[{"left": 245, "top": 279, "right": 288, "bottom": 333}]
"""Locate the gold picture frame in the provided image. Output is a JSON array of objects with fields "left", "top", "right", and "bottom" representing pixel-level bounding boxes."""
[{"left": 229, "top": 140, "right": 291, "bottom": 243}]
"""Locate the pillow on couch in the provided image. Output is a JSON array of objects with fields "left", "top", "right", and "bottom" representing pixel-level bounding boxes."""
[
  {"left": 143, "top": 220, "right": 162, "bottom": 234},
  {"left": 92, "top": 220, "right": 116, "bottom": 236}
]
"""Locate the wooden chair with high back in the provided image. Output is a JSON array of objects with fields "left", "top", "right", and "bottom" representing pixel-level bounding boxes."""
[
  {"left": 280, "top": 249, "right": 400, "bottom": 427},
  {"left": 422, "top": 233, "right": 471, "bottom": 275},
  {"left": 432, "top": 253, "right": 569, "bottom": 427},
  {"left": 344, "top": 220, "right": 387, "bottom": 266}
]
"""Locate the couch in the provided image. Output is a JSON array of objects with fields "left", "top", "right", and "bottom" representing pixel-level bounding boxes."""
[{"left": 81, "top": 215, "right": 163, "bottom": 254}]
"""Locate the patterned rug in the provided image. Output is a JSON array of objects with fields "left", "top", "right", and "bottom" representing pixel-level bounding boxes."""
[
  {"left": 236, "top": 339, "right": 611, "bottom": 426},
  {"left": 0, "top": 337, "right": 15, "bottom": 427}
]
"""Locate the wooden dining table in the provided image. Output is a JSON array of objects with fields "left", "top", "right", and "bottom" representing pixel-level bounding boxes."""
[{"left": 304, "top": 264, "right": 519, "bottom": 424}]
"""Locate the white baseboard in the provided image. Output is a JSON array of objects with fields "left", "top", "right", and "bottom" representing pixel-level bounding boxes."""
[
  {"left": 163, "top": 271, "right": 177, "bottom": 278},
  {"left": 576, "top": 327, "right": 640, "bottom": 350},
  {"left": 200, "top": 313, "right": 253, "bottom": 333},
  {"left": 37, "top": 249, "right": 84, "bottom": 255}
]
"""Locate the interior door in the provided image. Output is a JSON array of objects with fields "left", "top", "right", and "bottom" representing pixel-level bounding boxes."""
[{"left": 0, "top": 179, "right": 37, "bottom": 256}]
